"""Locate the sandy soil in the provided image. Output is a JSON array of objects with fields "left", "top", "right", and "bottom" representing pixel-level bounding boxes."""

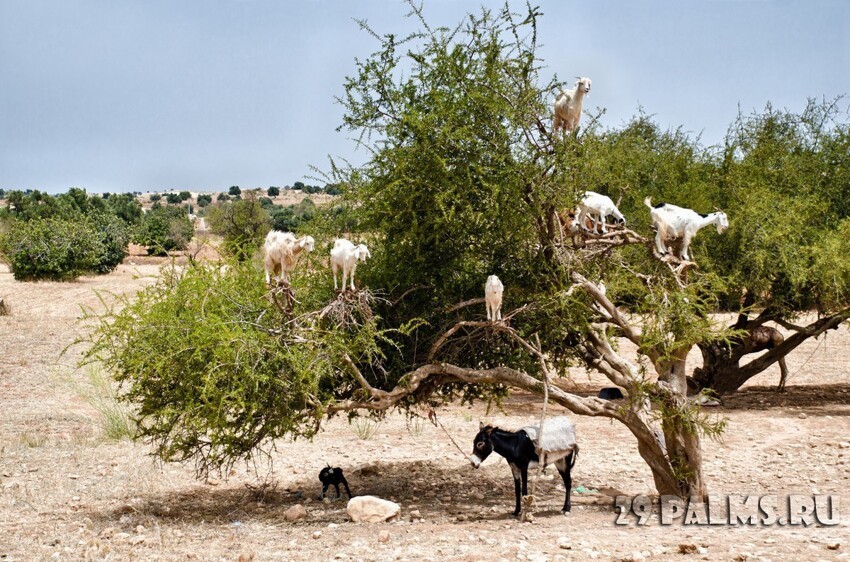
[{"left": 0, "top": 259, "right": 848, "bottom": 561}]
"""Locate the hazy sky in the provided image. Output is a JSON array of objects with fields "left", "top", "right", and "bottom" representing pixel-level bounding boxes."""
[{"left": 1, "top": 0, "right": 847, "bottom": 194}]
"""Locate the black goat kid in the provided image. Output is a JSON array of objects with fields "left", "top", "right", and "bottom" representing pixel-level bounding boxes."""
[
  {"left": 470, "top": 421, "right": 578, "bottom": 516},
  {"left": 318, "top": 466, "right": 352, "bottom": 500}
]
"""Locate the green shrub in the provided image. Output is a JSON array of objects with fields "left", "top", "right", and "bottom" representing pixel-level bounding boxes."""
[
  {"left": 134, "top": 205, "right": 194, "bottom": 256},
  {"left": 166, "top": 192, "right": 182, "bottom": 205},
  {"left": 267, "top": 186, "right": 280, "bottom": 197},
  {"left": 179, "top": 191, "right": 192, "bottom": 201},
  {"left": 0, "top": 217, "right": 105, "bottom": 281},
  {"left": 90, "top": 212, "right": 131, "bottom": 273},
  {"left": 205, "top": 190, "right": 270, "bottom": 261},
  {"left": 149, "top": 193, "right": 162, "bottom": 202},
  {"left": 197, "top": 194, "right": 212, "bottom": 207},
  {"left": 229, "top": 185, "right": 241, "bottom": 196}
]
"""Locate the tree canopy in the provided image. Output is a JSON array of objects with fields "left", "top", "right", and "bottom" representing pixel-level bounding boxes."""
[{"left": 83, "top": 2, "right": 849, "bottom": 501}]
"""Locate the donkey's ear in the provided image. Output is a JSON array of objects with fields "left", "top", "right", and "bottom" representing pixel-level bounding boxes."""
[{"left": 479, "top": 421, "right": 485, "bottom": 430}]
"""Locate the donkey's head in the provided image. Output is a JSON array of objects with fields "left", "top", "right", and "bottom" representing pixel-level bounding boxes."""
[{"left": 470, "top": 422, "right": 496, "bottom": 468}]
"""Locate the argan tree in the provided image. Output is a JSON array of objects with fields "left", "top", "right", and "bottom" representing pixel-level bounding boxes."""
[{"left": 83, "top": 3, "right": 849, "bottom": 502}]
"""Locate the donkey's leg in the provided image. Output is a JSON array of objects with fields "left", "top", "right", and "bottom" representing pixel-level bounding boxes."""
[{"left": 555, "top": 456, "right": 573, "bottom": 513}]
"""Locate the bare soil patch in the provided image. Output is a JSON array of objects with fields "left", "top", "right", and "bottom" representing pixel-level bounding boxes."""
[{"left": 0, "top": 262, "right": 848, "bottom": 561}]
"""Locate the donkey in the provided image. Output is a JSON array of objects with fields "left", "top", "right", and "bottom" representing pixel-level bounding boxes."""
[{"left": 470, "top": 417, "right": 579, "bottom": 516}]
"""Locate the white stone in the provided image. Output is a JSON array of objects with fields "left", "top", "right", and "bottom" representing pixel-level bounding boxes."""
[{"left": 347, "top": 496, "right": 401, "bottom": 523}]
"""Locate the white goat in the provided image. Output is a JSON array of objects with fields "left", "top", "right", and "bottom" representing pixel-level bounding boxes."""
[
  {"left": 553, "top": 76, "right": 592, "bottom": 136},
  {"left": 577, "top": 191, "right": 626, "bottom": 234},
  {"left": 484, "top": 275, "right": 504, "bottom": 322},
  {"left": 330, "top": 238, "right": 371, "bottom": 291},
  {"left": 263, "top": 231, "right": 315, "bottom": 284},
  {"left": 644, "top": 197, "right": 729, "bottom": 261}
]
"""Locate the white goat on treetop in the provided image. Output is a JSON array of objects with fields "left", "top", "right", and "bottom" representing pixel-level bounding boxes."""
[
  {"left": 485, "top": 275, "right": 504, "bottom": 322},
  {"left": 263, "top": 231, "right": 315, "bottom": 284},
  {"left": 577, "top": 191, "right": 626, "bottom": 234},
  {"left": 330, "top": 238, "right": 371, "bottom": 291},
  {"left": 553, "top": 77, "right": 592, "bottom": 136},
  {"left": 644, "top": 197, "right": 729, "bottom": 261}
]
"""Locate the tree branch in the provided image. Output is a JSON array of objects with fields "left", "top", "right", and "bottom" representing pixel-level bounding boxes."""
[{"left": 328, "top": 362, "right": 622, "bottom": 420}]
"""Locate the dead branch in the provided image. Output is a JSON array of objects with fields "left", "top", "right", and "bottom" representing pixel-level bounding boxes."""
[
  {"left": 427, "top": 316, "right": 541, "bottom": 363},
  {"left": 445, "top": 297, "right": 486, "bottom": 313}
]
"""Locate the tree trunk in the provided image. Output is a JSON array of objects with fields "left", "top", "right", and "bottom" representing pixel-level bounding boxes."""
[{"left": 692, "top": 309, "right": 850, "bottom": 395}]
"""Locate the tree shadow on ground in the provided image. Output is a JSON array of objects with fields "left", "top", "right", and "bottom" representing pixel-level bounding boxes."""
[
  {"left": 719, "top": 383, "right": 850, "bottom": 414},
  {"left": 80, "top": 459, "right": 615, "bottom": 529}
]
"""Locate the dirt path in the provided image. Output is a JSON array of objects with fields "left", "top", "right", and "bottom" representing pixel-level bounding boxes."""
[{"left": 1, "top": 262, "right": 848, "bottom": 561}]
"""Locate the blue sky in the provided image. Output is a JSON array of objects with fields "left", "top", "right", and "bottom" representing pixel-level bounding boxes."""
[{"left": 1, "top": 0, "right": 847, "bottom": 194}]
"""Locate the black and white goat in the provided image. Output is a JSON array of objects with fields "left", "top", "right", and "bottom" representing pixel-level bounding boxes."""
[
  {"left": 470, "top": 417, "right": 579, "bottom": 515},
  {"left": 318, "top": 465, "right": 352, "bottom": 500}
]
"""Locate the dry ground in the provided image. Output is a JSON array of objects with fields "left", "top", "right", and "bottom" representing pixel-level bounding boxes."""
[{"left": 1, "top": 257, "right": 849, "bottom": 561}]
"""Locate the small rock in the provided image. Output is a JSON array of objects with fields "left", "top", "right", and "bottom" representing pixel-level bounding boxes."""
[
  {"left": 678, "top": 544, "right": 697, "bottom": 555},
  {"left": 557, "top": 536, "right": 571, "bottom": 550},
  {"left": 284, "top": 504, "right": 308, "bottom": 522},
  {"left": 409, "top": 510, "right": 421, "bottom": 520},
  {"left": 206, "top": 477, "right": 219, "bottom": 486},
  {"left": 798, "top": 413, "right": 807, "bottom": 419},
  {"left": 134, "top": 525, "right": 146, "bottom": 534},
  {"left": 827, "top": 543, "right": 840, "bottom": 550},
  {"left": 697, "top": 547, "right": 707, "bottom": 554},
  {"left": 473, "top": 492, "right": 485, "bottom": 500},
  {"left": 312, "top": 531, "right": 322, "bottom": 540},
  {"left": 378, "top": 530, "right": 390, "bottom": 543},
  {"left": 68, "top": 474, "right": 80, "bottom": 480},
  {"left": 839, "top": 442, "right": 850, "bottom": 449},
  {"left": 129, "top": 535, "right": 146, "bottom": 545},
  {"left": 441, "top": 495, "right": 452, "bottom": 502},
  {"left": 237, "top": 553, "right": 255, "bottom": 562},
  {"left": 327, "top": 523, "right": 339, "bottom": 529}
]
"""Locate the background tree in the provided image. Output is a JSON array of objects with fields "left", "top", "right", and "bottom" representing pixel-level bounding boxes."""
[
  {"left": 197, "top": 194, "right": 213, "bottom": 208},
  {"left": 134, "top": 205, "right": 193, "bottom": 256},
  {"left": 149, "top": 193, "right": 162, "bottom": 203},
  {"left": 228, "top": 185, "right": 242, "bottom": 197},
  {"left": 179, "top": 191, "right": 192, "bottom": 201},
  {"left": 166, "top": 192, "right": 182, "bottom": 205},
  {"left": 206, "top": 189, "right": 270, "bottom": 261},
  {"left": 0, "top": 188, "right": 135, "bottom": 279},
  {"left": 267, "top": 186, "right": 280, "bottom": 197}
]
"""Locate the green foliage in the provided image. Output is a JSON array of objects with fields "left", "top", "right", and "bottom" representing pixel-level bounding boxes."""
[
  {"left": 179, "top": 191, "right": 192, "bottom": 201},
  {"left": 0, "top": 217, "right": 105, "bottom": 280},
  {"left": 217, "top": 192, "right": 229, "bottom": 201},
  {"left": 205, "top": 190, "right": 271, "bottom": 260},
  {"left": 134, "top": 205, "right": 194, "bottom": 256},
  {"left": 81, "top": 261, "right": 395, "bottom": 474},
  {"left": 149, "top": 193, "right": 162, "bottom": 202},
  {"left": 197, "top": 194, "right": 213, "bottom": 207},
  {"left": 229, "top": 185, "right": 242, "bottom": 196},
  {"left": 165, "top": 192, "right": 182, "bottom": 205},
  {"left": 706, "top": 99, "right": 850, "bottom": 315},
  {"left": 0, "top": 188, "right": 134, "bottom": 280},
  {"left": 105, "top": 193, "right": 143, "bottom": 225},
  {"left": 269, "top": 197, "right": 316, "bottom": 231},
  {"left": 267, "top": 186, "right": 280, "bottom": 197}
]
